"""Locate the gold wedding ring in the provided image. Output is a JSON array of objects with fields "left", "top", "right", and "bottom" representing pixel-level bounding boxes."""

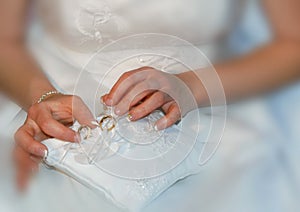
[
  {"left": 77, "top": 125, "right": 92, "bottom": 139},
  {"left": 98, "top": 115, "right": 116, "bottom": 131},
  {"left": 77, "top": 115, "right": 116, "bottom": 140}
]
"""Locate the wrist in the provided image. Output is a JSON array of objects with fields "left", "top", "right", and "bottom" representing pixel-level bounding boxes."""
[
  {"left": 176, "top": 71, "right": 209, "bottom": 107},
  {"left": 36, "top": 90, "right": 62, "bottom": 104},
  {"left": 27, "top": 77, "right": 56, "bottom": 109}
]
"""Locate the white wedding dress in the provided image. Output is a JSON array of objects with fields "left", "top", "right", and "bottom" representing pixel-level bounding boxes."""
[{"left": 0, "top": 0, "right": 299, "bottom": 211}]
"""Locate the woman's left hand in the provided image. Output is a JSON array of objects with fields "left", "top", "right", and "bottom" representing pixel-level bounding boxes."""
[
  {"left": 13, "top": 94, "right": 94, "bottom": 190},
  {"left": 102, "top": 67, "right": 196, "bottom": 130}
]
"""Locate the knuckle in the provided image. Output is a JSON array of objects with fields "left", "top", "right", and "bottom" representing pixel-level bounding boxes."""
[{"left": 122, "top": 71, "right": 136, "bottom": 84}]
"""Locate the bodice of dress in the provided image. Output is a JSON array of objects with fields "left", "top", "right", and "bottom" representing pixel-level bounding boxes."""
[{"left": 34, "top": 0, "right": 240, "bottom": 53}]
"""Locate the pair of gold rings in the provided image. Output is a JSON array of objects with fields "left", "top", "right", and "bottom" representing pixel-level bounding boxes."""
[{"left": 77, "top": 115, "right": 116, "bottom": 139}]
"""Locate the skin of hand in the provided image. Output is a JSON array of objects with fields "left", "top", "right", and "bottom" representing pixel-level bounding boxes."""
[
  {"left": 13, "top": 94, "right": 95, "bottom": 191},
  {"left": 102, "top": 67, "right": 198, "bottom": 130}
]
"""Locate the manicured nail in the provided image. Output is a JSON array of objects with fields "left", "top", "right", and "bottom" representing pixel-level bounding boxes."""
[
  {"left": 127, "top": 114, "right": 133, "bottom": 122},
  {"left": 43, "top": 150, "right": 48, "bottom": 161},
  {"left": 74, "top": 133, "right": 81, "bottom": 143},
  {"left": 91, "top": 121, "right": 99, "bottom": 126}
]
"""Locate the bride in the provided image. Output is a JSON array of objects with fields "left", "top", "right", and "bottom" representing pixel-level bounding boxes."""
[{"left": 0, "top": 0, "right": 300, "bottom": 211}]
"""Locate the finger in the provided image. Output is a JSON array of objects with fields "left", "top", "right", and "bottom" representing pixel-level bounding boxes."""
[
  {"left": 15, "top": 126, "right": 47, "bottom": 158},
  {"left": 128, "top": 92, "right": 167, "bottom": 121},
  {"left": 33, "top": 129, "right": 50, "bottom": 142},
  {"left": 114, "top": 79, "right": 159, "bottom": 116},
  {"left": 72, "top": 96, "right": 95, "bottom": 128},
  {"left": 13, "top": 146, "right": 39, "bottom": 170},
  {"left": 101, "top": 94, "right": 108, "bottom": 104},
  {"left": 102, "top": 91, "right": 153, "bottom": 108},
  {"left": 16, "top": 164, "right": 38, "bottom": 192},
  {"left": 16, "top": 167, "right": 30, "bottom": 192},
  {"left": 14, "top": 147, "right": 39, "bottom": 191},
  {"left": 37, "top": 111, "right": 79, "bottom": 142},
  {"left": 105, "top": 67, "right": 152, "bottom": 106},
  {"left": 155, "top": 101, "right": 181, "bottom": 130},
  {"left": 21, "top": 118, "right": 50, "bottom": 142},
  {"left": 129, "top": 90, "right": 154, "bottom": 108},
  {"left": 57, "top": 118, "right": 74, "bottom": 127}
]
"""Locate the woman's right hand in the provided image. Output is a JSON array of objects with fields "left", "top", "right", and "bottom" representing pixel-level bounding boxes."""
[
  {"left": 13, "top": 94, "right": 94, "bottom": 190},
  {"left": 102, "top": 67, "right": 200, "bottom": 130}
]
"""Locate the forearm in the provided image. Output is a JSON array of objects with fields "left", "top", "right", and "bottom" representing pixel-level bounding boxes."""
[
  {"left": 0, "top": 41, "right": 55, "bottom": 110},
  {"left": 178, "top": 40, "right": 300, "bottom": 106},
  {"left": 216, "top": 40, "right": 300, "bottom": 101}
]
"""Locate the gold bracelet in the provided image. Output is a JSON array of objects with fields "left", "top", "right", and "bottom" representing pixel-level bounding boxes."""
[{"left": 37, "top": 90, "right": 61, "bottom": 104}]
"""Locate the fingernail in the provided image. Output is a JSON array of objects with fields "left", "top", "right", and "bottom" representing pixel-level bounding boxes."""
[
  {"left": 154, "top": 125, "right": 159, "bottom": 131},
  {"left": 127, "top": 114, "right": 133, "bottom": 122},
  {"left": 43, "top": 150, "right": 48, "bottom": 161},
  {"left": 74, "top": 133, "right": 81, "bottom": 143},
  {"left": 91, "top": 121, "right": 99, "bottom": 126}
]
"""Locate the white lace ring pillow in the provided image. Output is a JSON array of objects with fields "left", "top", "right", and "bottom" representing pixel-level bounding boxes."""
[{"left": 42, "top": 112, "right": 203, "bottom": 211}]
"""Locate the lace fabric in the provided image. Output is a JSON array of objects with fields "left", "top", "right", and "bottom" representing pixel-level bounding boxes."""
[{"left": 43, "top": 111, "right": 204, "bottom": 211}]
